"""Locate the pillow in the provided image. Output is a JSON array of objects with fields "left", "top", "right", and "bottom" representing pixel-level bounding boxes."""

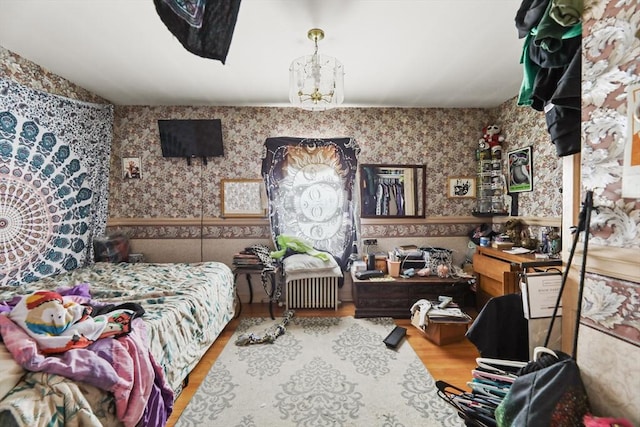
[
  {"left": 283, "top": 254, "right": 339, "bottom": 273},
  {"left": 283, "top": 253, "right": 343, "bottom": 283},
  {"left": 282, "top": 254, "right": 342, "bottom": 283}
]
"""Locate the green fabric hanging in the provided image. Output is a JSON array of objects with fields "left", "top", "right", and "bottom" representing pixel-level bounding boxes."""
[{"left": 270, "top": 235, "right": 330, "bottom": 261}]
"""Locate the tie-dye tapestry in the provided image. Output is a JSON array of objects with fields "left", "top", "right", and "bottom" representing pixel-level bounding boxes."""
[
  {"left": 0, "top": 78, "right": 113, "bottom": 286},
  {"left": 261, "top": 137, "right": 360, "bottom": 271}
]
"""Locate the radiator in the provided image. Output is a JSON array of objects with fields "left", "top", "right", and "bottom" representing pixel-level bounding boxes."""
[{"left": 285, "top": 276, "right": 339, "bottom": 310}]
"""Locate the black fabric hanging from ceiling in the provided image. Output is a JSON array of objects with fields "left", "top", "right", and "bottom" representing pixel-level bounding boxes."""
[
  {"left": 154, "top": 0, "right": 241, "bottom": 63},
  {"left": 515, "top": 0, "right": 582, "bottom": 158}
]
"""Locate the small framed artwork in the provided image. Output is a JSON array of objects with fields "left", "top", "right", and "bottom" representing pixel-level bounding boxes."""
[
  {"left": 221, "top": 179, "right": 267, "bottom": 217},
  {"left": 507, "top": 146, "right": 533, "bottom": 193},
  {"left": 122, "top": 157, "right": 142, "bottom": 179},
  {"left": 447, "top": 177, "right": 476, "bottom": 198}
]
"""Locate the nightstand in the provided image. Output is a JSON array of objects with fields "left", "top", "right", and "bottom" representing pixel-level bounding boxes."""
[{"left": 233, "top": 266, "right": 280, "bottom": 319}]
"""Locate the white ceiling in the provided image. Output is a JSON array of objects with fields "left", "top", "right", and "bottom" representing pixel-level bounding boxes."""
[{"left": 0, "top": 0, "right": 525, "bottom": 108}]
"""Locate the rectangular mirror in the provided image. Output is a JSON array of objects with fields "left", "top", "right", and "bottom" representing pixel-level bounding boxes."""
[{"left": 359, "top": 164, "right": 425, "bottom": 218}]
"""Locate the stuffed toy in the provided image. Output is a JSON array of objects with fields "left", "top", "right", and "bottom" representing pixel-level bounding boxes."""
[
  {"left": 478, "top": 124, "right": 505, "bottom": 160},
  {"left": 481, "top": 124, "right": 505, "bottom": 148},
  {"left": 20, "top": 291, "right": 79, "bottom": 335},
  {"left": 504, "top": 218, "right": 525, "bottom": 248},
  {"left": 8, "top": 290, "right": 137, "bottom": 354}
]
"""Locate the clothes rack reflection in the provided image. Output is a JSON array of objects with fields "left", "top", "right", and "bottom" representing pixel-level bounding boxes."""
[{"left": 360, "top": 164, "right": 425, "bottom": 218}]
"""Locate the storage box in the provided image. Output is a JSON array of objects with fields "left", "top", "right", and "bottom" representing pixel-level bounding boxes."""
[
  {"left": 410, "top": 308, "right": 471, "bottom": 345},
  {"left": 520, "top": 272, "right": 563, "bottom": 319},
  {"left": 423, "top": 322, "right": 469, "bottom": 345}
]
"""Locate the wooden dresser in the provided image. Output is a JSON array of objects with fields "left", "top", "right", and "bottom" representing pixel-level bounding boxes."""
[{"left": 472, "top": 246, "right": 562, "bottom": 309}]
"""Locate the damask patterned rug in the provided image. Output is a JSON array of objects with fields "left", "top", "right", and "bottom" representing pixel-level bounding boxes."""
[{"left": 175, "top": 316, "right": 464, "bottom": 427}]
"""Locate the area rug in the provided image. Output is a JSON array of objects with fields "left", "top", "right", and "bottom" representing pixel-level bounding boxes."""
[{"left": 175, "top": 316, "right": 464, "bottom": 427}]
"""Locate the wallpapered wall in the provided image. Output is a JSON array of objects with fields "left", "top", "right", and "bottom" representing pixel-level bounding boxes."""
[
  {"left": 0, "top": 48, "right": 108, "bottom": 105},
  {"left": 107, "top": 102, "right": 558, "bottom": 235},
  {"left": 575, "top": 0, "right": 640, "bottom": 423}
]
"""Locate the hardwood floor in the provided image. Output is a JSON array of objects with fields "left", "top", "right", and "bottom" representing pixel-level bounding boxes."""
[{"left": 166, "top": 302, "right": 479, "bottom": 426}]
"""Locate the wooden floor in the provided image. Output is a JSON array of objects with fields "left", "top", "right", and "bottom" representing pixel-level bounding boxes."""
[{"left": 166, "top": 302, "right": 479, "bottom": 426}]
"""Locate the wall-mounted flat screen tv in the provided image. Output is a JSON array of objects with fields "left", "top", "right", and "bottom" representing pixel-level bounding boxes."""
[{"left": 158, "top": 119, "right": 224, "bottom": 159}]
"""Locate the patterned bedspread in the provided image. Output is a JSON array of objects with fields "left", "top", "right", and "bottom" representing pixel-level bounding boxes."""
[{"left": 0, "top": 261, "right": 236, "bottom": 426}]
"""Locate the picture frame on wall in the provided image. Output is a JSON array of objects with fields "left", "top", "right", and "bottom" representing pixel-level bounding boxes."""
[
  {"left": 447, "top": 177, "right": 476, "bottom": 198},
  {"left": 507, "top": 146, "right": 533, "bottom": 193},
  {"left": 221, "top": 178, "right": 267, "bottom": 218},
  {"left": 122, "top": 157, "right": 142, "bottom": 179}
]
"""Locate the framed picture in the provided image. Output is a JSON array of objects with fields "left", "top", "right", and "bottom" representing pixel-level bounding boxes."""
[
  {"left": 122, "top": 157, "right": 142, "bottom": 179},
  {"left": 221, "top": 179, "right": 267, "bottom": 217},
  {"left": 447, "top": 177, "right": 476, "bottom": 198},
  {"left": 507, "top": 146, "right": 533, "bottom": 193}
]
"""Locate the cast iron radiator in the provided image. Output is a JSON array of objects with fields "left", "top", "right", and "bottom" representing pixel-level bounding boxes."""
[{"left": 285, "top": 276, "right": 339, "bottom": 310}]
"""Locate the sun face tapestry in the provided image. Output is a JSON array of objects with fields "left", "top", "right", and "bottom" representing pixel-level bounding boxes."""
[
  {"left": 261, "top": 137, "right": 360, "bottom": 270},
  {"left": 0, "top": 78, "right": 113, "bottom": 286}
]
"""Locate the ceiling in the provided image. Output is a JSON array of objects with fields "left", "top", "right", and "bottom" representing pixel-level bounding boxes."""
[{"left": 0, "top": 0, "right": 526, "bottom": 108}]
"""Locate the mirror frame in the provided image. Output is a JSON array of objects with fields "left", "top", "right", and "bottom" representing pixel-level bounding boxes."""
[{"left": 359, "top": 163, "right": 426, "bottom": 218}]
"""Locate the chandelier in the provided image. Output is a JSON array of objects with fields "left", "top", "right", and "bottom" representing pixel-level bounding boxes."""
[{"left": 289, "top": 28, "right": 344, "bottom": 111}]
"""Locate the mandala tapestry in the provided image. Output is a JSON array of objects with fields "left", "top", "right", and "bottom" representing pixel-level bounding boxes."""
[
  {"left": 261, "top": 137, "right": 360, "bottom": 270},
  {"left": 0, "top": 79, "right": 113, "bottom": 286}
]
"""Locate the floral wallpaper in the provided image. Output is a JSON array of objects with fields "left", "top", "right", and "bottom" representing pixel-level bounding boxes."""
[
  {"left": 0, "top": 47, "right": 108, "bottom": 105},
  {"left": 583, "top": 0, "right": 640, "bottom": 249},
  {"left": 109, "top": 106, "right": 483, "bottom": 219},
  {"left": 497, "top": 101, "right": 564, "bottom": 218},
  {"left": 106, "top": 102, "right": 560, "bottom": 239},
  {"left": 581, "top": 0, "right": 640, "bottom": 338},
  {"left": 578, "top": 0, "right": 640, "bottom": 423},
  {"left": 582, "top": 272, "right": 639, "bottom": 346}
]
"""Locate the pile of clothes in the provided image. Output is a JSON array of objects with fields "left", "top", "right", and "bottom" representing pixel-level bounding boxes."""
[{"left": 515, "top": 0, "right": 582, "bottom": 157}]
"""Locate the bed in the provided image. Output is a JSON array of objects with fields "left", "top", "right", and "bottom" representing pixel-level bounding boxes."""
[
  {"left": 0, "top": 261, "right": 236, "bottom": 427},
  {"left": 0, "top": 80, "right": 235, "bottom": 426}
]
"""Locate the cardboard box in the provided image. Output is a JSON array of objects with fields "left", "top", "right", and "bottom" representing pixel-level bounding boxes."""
[
  {"left": 411, "top": 309, "right": 471, "bottom": 345},
  {"left": 423, "top": 322, "right": 469, "bottom": 345},
  {"left": 520, "top": 272, "right": 563, "bottom": 319}
]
